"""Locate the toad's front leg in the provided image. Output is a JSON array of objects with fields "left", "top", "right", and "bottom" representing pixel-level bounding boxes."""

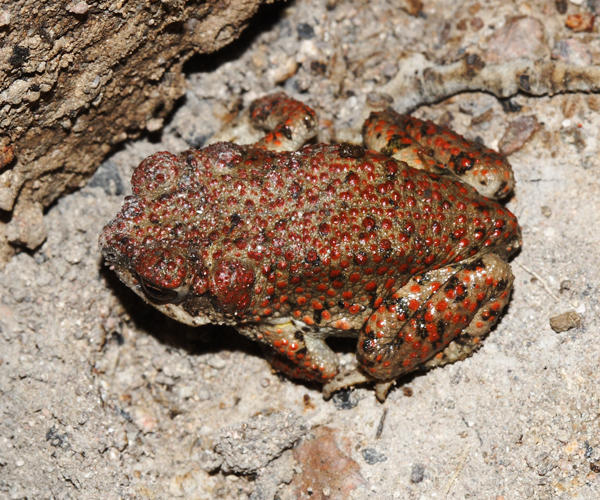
[{"left": 242, "top": 319, "right": 340, "bottom": 383}]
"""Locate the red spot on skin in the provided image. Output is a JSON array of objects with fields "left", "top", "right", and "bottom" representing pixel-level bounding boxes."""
[
  {"left": 349, "top": 304, "right": 361, "bottom": 314},
  {"left": 435, "top": 300, "right": 448, "bottom": 312},
  {"left": 303, "top": 316, "right": 315, "bottom": 325},
  {"left": 209, "top": 260, "right": 255, "bottom": 312},
  {"left": 354, "top": 253, "right": 368, "bottom": 265}
]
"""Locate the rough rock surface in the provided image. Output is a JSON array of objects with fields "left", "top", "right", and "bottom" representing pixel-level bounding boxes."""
[
  {"left": 2, "top": 0, "right": 600, "bottom": 498},
  {"left": 0, "top": 0, "right": 267, "bottom": 261}
]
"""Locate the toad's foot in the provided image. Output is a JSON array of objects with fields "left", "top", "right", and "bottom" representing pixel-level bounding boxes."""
[
  {"left": 249, "top": 92, "right": 317, "bottom": 151},
  {"left": 248, "top": 319, "right": 340, "bottom": 383},
  {"left": 322, "top": 369, "right": 395, "bottom": 403}
]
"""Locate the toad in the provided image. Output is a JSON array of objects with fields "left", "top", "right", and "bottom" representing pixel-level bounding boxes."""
[{"left": 100, "top": 93, "right": 521, "bottom": 400}]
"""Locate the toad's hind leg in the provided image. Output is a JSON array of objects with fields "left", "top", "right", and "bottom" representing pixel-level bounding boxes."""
[
  {"left": 248, "top": 320, "right": 340, "bottom": 383},
  {"left": 357, "top": 253, "right": 514, "bottom": 381},
  {"left": 362, "top": 109, "right": 515, "bottom": 199},
  {"left": 249, "top": 93, "right": 317, "bottom": 151}
]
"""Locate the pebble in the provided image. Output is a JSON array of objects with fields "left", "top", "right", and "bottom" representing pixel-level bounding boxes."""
[
  {"left": 549, "top": 310, "right": 582, "bottom": 332},
  {"left": 66, "top": 1, "right": 90, "bottom": 14},
  {"left": 565, "top": 13, "right": 595, "bottom": 32},
  {"left": 366, "top": 92, "right": 394, "bottom": 109},
  {"left": 555, "top": 0, "right": 568, "bottom": 13},
  {"left": 499, "top": 115, "right": 540, "bottom": 155},
  {"left": 0, "top": 9, "right": 10, "bottom": 26},
  {"left": 552, "top": 39, "right": 592, "bottom": 66},
  {"left": 332, "top": 388, "right": 360, "bottom": 410},
  {"left": 361, "top": 447, "right": 387, "bottom": 464},
  {"left": 206, "top": 355, "right": 227, "bottom": 369},
  {"left": 485, "top": 16, "right": 548, "bottom": 63},
  {"left": 297, "top": 23, "right": 315, "bottom": 39},
  {"left": 215, "top": 411, "right": 307, "bottom": 474},
  {"left": 410, "top": 463, "right": 425, "bottom": 483}
]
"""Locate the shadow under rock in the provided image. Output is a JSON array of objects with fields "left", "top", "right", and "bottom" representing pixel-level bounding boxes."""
[{"left": 183, "top": 1, "right": 288, "bottom": 74}]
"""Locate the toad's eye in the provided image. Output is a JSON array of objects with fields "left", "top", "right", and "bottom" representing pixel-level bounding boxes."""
[{"left": 138, "top": 277, "right": 180, "bottom": 304}]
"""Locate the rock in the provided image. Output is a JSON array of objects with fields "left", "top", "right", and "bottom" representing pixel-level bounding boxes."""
[
  {"left": 565, "top": 13, "right": 595, "bottom": 32},
  {"left": 290, "top": 426, "right": 365, "bottom": 498},
  {"left": 549, "top": 310, "right": 582, "bottom": 332},
  {"left": 485, "top": 16, "right": 548, "bottom": 63},
  {"left": 214, "top": 411, "right": 308, "bottom": 474},
  {"left": 499, "top": 115, "right": 541, "bottom": 155}
]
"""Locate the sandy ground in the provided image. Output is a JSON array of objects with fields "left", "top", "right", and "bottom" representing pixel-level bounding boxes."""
[{"left": 2, "top": 0, "right": 600, "bottom": 498}]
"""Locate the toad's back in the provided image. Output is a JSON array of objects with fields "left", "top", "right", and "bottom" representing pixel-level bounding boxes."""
[{"left": 106, "top": 141, "right": 519, "bottom": 329}]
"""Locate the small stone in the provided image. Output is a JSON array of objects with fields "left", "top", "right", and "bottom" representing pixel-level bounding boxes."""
[
  {"left": 132, "top": 404, "right": 158, "bottom": 433},
  {"left": 5, "top": 201, "right": 47, "bottom": 250},
  {"left": 470, "top": 17, "right": 484, "bottom": 31},
  {"left": 291, "top": 427, "right": 364, "bottom": 496},
  {"left": 470, "top": 108, "right": 494, "bottom": 127},
  {"left": 268, "top": 57, "right": 298, "bottom": 85},
  {"left": 549, "top": 310, "right": 582, "bottom": 332},
  {"left": 88, "top": 161, "right": 125, "bottom": 196},
  {"left": 565, "top": 13, "right": 595, "bottom": 32},
  {"left": 67, "top": 1, "right": 90, "bottom": 15},
  {"left": 559, "top": 280, "right": 572, "bottom": 293},
  {"left": 331, "top": 388, "right": 359, "bottom": 410},
  {"left": 555, "top": 0, "right": 568, "bottom": 13},
  {"left": 146, "top": 117, "right": 164, "bottom": 132},
  {"left": 400, "top": 0, "right": 423, "bottom": 16},
  {"left": 540, "top": 205, "right": 552, "bottom": 217},
  {"left": 297, "top": 23, "right": 315, "bottom": 40},
  {"left": 0, "top": 10, "right": 11, "bottom": 27},
  {"left": 410, "top": 463, "right": 425, "bottom": 483},
  {"left": 361, "top": 447, "right": 387, "bottom": 464},
  {"left": 206, "top": 355, "right": 226, "bottom": 369},
  {"left": 552, "top": 39, "right": 592, "bottom": 66},
  {"left": 366, "top": 92, "right": 394, "bottom": 109},
  {"left": 499, "top": 115, "right": 540, "bottom": 155},
  {"left": 214, "top": 411, "right": 307, "bottom": 474},
  {"left": 486, "top": 16, "right": 548, "bottom": 63}
]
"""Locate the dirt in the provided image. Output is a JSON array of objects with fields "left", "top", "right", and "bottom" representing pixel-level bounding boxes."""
[{"left": 2, "top": 0, "right": 600, "bottom": 498}]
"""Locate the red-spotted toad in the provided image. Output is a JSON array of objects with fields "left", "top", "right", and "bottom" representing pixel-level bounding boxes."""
[{"left": 100, "top": 93, "right": 521, "bottom": 400}]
